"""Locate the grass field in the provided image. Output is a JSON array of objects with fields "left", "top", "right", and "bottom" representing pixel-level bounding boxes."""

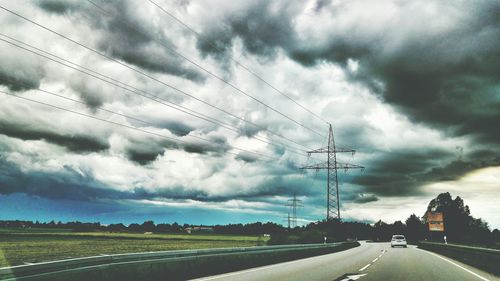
[{"left": 0, "top": 228, "right": 268, "bottom": 268}]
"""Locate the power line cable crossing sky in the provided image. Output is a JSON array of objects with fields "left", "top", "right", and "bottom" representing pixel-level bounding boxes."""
[
  {"left": 0, "top": 0, "right": 499, "bottom": 227},
  {"left": 0, "top": 33, "right": 312, "bottom": 158}
]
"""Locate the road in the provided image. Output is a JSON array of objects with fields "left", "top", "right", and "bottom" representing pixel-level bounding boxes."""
[{"left": 192, "top": 242, "right": 499, "bottom": 281}]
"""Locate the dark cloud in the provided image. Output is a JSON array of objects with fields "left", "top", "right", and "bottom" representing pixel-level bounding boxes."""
[
  {"left": 183, "top": 142, "right": 220, "bottom": 154},
  {"left": 0, "top": 120, "right": 109, "bottom": 153},
  {"left": 0, "top": 155, "right": 310, "bottom": 204},
  {"left": 0, "top": 47, "right": 45, "bottom": 92},
  {"left": 68, "top": 80, "right": 111, "bottom": 110},
  {"left": 0, "top": 71, "right": 42, "bottom": 92},
  {"left": 194, "top": 0, "right": 500, "bottom": 198},
  {"left": 1, "top": 0, "right": 498, "bottom": 224},
  {"left": 313, "top": 0, "right": 332, "bottom": 13},
  {"left": 122, "top": 135, "right": 230, "bottom": 165},
  {"left": 198, "top": 0, "right": 500, "bottom": 147},
  {"left": 37, "top": 0, "right": 206, "bottom": 82},
  {"left": 239, "top": 123, "right": 263, "bottom": 138},
  {"left": 133, "top": 186, "right": 211, "bottom": 202},
  {"left": 0, "top": 157, "right": 214, "bottom": 202},
  {"left": 135, "top": 172, "right": 324, "bottom": 203},
  {"left": 154, "top": 121, "right": 194, "bottom": 137},
  {"left": 235, "top": 153, "right": 258, "bottom": 163},
  {"left": 126, "top": 147, "right": 165, "bottom": 165},
  {"left": 123, "top": 138, "right": 174, "bottom": 165},
  {"left": 37, "top": 0, "right": 80, "bottom": 14},
  {"left": 312, "top": 3, "right": 500, "bottom": 147},
  {"left": 351, "top": 149, "right": 449, "bottom": 196},
  {"left": 88, "top": 1, "right": 206, "bottom": 82},
  {"left": 352, "top": 193, "right": 379, "bottom": 204},
  {"left": 0, "top": 159, "right": 122, "bottom": 201},
  {"left": 180, "top": 135, "right": 230, "bottom": 155},
  {"left": 352, "top": 148, "right": 500, "bottom": 197},
  {"left": 245, "top": 175, "right": 323, "bottom": 199},
  {"left": 197, "top": 1, "right": 297, "bottom": 59},
  {"left": 422, "top": 153, "right": 500, "bottom": 183}
]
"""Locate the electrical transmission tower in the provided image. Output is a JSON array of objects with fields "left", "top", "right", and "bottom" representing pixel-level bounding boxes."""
[
  {"left": 285, "top": 193, "right": 302, "bottom": 228},
  {"left": 301, "top": 124, "right": 364, "bottom": 220}
]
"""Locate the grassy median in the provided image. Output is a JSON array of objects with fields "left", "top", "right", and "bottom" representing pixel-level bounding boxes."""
[{"left": 0, "top": 228, "right": 268, "bottom": 267}]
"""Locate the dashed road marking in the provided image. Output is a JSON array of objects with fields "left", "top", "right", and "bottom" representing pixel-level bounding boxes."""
[
  {"left": 359, "top": 264, "right": 371, "bottom": 271},
  {"left": 372, "top": 258, "right": 378, "bottom": 263}
]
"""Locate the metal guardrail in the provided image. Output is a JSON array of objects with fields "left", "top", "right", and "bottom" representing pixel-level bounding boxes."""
[
  {"left": 0, "top": 242, "right": 346, "bottom": 280},
  {"left": 418, "top": 242, "right": 500, "bottom": 276}
]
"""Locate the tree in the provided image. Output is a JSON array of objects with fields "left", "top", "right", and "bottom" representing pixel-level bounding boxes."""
[
  {"left": 108, "top": 223, "right": 126, "bottom": 232},
  {"left": 392, "top": 220, "right": 405, "bottom": 235},
  {"left": 424, "top": 192, "right": 495, "bottom": 245},
  {"left": 405, "top": 214, "right": 425, "bottom": 242},
  {"left": 373, "top": 220, "right": 391, "bottom": 241},
  {"left": 141, "top": 221, "right": 156, "bottom": 232},
  {"left": 128, "top": 223, "right": 142, "bottom": 232}
]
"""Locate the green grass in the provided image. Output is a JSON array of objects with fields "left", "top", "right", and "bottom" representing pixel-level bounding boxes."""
[{"left": 0, "top": 228, "right": 269, "bottom": 268}]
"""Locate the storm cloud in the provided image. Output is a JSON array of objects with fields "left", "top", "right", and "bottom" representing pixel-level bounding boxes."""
[
  {"left": 36, "top": 0, "right": 207, "bottom": 82},
  {"left": 198, "top": 1, "right": 500, "bottom": 143},
  {"left": 0, "top": 0, "right": 499, "bottom": 226},
  {"left": 0, "top": 120, "right": 109, "bottom": 153},
  {"left": 194, "top": 0, "right": 500, "bottom": 198}
]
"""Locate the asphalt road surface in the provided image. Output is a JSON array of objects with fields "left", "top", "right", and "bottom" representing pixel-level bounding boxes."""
[{"left": 192, "top": 242, "right": 499, "bottom": 281}]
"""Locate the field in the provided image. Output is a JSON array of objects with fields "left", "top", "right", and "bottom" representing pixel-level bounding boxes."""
[{"left": 0, "top": 228, "right": 268, "bottom": 268}]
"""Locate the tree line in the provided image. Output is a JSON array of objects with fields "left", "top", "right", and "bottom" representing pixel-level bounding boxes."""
[
  {"left": 0, "top": 219, "right": 284, "bottom": 235},
  {"left": 1, "top": 193, "right": 498, "bottom": 248}
]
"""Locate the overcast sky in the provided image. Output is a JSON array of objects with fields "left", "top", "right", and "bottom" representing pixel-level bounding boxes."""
[{"left": 0, "top": 0, "right": 499, "bottom": 228}]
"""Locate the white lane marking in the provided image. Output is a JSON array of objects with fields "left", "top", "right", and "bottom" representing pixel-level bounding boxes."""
[
  {"left": 372, "top": 258, "right": 378, "bottom": 263},
  {"left": 340, "top": 273, "right": 367, "bottom": 281},
  {"left": 359, "top": 264, "right": 371, "bottom": 271},
  {"left": 419, "top": 249, "right": 490, "bottom": 281}
]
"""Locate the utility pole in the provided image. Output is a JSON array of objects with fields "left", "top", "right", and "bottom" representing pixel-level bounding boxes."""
[
  {"left": 285, "top": 192, "right": 302, "bottom": 228},
  {"left": 287, "top": 212, "right": 291, "bottom": 229},
  {"left": 301, "top": 124, "right": 364, "bottom": 220}
]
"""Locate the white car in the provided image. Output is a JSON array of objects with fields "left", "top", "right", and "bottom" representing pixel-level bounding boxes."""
[{"left": 391, "top": 235, "right": 407, "bottom": 248}]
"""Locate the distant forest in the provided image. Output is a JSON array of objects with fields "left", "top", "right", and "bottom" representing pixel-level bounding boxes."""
[{"left": 1, "top": 193, "right": 499, "bottom": 249}]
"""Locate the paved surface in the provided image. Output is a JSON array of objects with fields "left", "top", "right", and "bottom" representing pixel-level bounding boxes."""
[{"left": 192, "top": 242, "right": 499, "bottom": 281}]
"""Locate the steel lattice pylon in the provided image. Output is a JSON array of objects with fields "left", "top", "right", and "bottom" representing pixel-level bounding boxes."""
[
  {"left": 285, "top": 193, "right": 302, "bottom": 228},
  {"left": 301, "top": 124, "right": 364, "bottom": 220}
]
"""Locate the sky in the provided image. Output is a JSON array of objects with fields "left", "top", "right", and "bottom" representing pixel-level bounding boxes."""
[{"left": 0, "top": 0, "right": 499, "bottom": 228}]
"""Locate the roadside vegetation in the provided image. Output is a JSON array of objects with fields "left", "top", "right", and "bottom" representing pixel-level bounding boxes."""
[{"left": 0, "top": 229, "right": 267, "bottom": 267}]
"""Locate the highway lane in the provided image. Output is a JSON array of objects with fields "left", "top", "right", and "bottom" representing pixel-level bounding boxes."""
[{"left": 192, "top": 242, "right": 499, "bottom": 281}]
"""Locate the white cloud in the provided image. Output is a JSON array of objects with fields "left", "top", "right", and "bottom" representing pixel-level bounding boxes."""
[{"left": 423, "top": 167, "right": 500, "bottom": 229}]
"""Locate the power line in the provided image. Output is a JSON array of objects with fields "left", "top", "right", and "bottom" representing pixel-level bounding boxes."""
[
  {"left": 148, "top": 0, "right": 329, "bottom": 125},
  {"left": 0, "top": 33, "right": 306, "bottom": 155},
  {"left": 0, "top": 90, "right": 280, "bottom": 161},
  {"left": 0, "top": 35, "right": 312, "bottom": 159},
  {"left": 0, "top": 38, "right": 231, "bottom": 133},
  {"left": 85, "top": 0, "right": 326, "bottom": 138},
  {"left": 0, "top": 6, "right": 316, "bottom": 153}
]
